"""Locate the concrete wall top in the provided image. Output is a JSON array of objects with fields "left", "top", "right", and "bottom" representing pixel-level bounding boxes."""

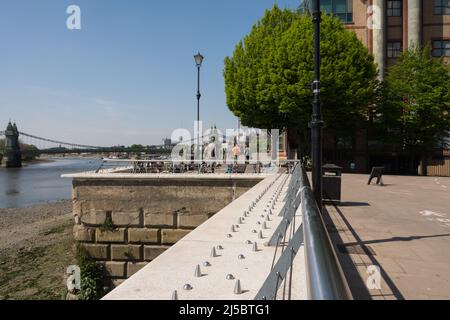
[
  {"left": 62, "top": 172, "right": 273, "bottom": 181},
  {"left": 102, "top": 174, "right": 306, "bottom": 300}
]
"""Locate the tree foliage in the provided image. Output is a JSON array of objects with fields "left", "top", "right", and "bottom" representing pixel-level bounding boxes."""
[
  {"left": 223, "top": 6, "right": 377, "bottom": 140},
  {"left": 377, "top": 46, "right": 450, "bottom": 153}
]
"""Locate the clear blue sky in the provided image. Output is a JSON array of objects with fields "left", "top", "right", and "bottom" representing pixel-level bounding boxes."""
[{"left": 0, "top": 0, "right": 300, "bottom": 146}]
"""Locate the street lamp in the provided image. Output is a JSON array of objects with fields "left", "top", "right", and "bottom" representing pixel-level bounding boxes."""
[
  {"left": 310, "top": 0, "right": 324, "bottom": 212},
  {"left": 194, "top": 52, "right": 204, "bottom": 161}
]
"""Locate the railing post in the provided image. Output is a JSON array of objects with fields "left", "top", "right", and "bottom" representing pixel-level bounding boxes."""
[{"left": 310, "top": 0, "right": 324, "bottom": 213}]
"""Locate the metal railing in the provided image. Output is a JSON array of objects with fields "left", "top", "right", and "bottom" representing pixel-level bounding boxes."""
[
  {"left": 254, "top": 172, "right": 301, "bottom": 300},
  {"left": 300, "top": 167, "right": 352, "bottom": 300},
  {"left": 254, "top": 163, "right": 350, "bottom": 300},
  {"left": 94, "top": 158, "right": 300, "bottom": 175}
]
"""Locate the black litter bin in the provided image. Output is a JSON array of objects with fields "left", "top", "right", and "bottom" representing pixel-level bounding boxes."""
[{"left": 322, "top": 164, "right": 342, "bottom": 203}]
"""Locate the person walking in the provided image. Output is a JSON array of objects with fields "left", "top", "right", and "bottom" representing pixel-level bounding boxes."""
[
  {"left": 244, "top": 145, "right": 250, "bottom": 164},
  {"left": 232, "top": 144, "right": 241, "bottom": 165}
]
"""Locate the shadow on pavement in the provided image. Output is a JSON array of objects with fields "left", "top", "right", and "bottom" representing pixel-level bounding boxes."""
[
  {"left": 343, "top": 234, "right": 450, "bottom": 246},
  {"left": 322, "top": 203, "right": 405, "bottom": 300},
  {"left": 338, "top": 201, "right": 370, "bottom": 207}
]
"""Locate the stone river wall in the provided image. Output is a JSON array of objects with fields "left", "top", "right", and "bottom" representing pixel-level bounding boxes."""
[{"left": 70, "top": 175, "right": 262, "bottom": 288}]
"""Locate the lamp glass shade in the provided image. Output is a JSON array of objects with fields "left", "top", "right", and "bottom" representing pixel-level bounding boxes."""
[{"left": 194, "top": 52, "right": 204, "bottom": 66}]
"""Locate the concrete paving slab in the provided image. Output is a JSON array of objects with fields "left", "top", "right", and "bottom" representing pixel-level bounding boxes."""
[{"left": 325, "top": 174, "right": 450, "bottom": 300}]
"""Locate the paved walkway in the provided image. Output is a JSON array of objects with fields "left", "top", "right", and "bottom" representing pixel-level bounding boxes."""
[{"left": 324, "top": 174, "right": 450, "bottom": 300}]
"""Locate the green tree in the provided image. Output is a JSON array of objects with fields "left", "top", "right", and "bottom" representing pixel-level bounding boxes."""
[
  {"left": 377, "top": 46, "right": 450, "bottom": 174},
  {"left": 223, "top": 6, "right": 377, "bottom": 155},
  {"left": 130, "top": 144, "right": 145, "bottom": 153},
  {"left": 20, "top": 143, "right": 39, "bottom": 161}
]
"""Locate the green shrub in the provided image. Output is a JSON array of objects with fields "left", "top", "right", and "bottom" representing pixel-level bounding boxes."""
[
  {"left": 76, "top": 245, "right": 105, "bottom": 300},
  {"left": 100, "top": 216, "right": 115, "bottom": 232}
]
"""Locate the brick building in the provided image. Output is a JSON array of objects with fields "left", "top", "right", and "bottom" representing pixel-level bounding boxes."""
[
  {"left": 329, "top": 0, "right": 450, "bottom": 75},
  {"left": 293, "top": 0, "right": 450, "bottom": 175}
]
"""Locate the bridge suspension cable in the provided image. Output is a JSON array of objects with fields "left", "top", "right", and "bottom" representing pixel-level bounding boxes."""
[
  {"left": 17, "top": 132, "right": 105, "bottom": 149},
  {"left": 2, "top": 128, "right": 267, "bottom": 150}
]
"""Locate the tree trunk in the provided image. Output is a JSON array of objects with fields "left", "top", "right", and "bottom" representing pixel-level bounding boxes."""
[
  {"left": 420, "top": 152, "right": 428, "bottom": 176},
  {"left": 287, "top": 127, "right": 311, "bottom": 161},
  {"left": 409, "top": 155, "right": 415, "bottom": 175}
]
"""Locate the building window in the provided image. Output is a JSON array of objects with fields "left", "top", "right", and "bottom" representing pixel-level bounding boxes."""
[
  {"left": 434, "top": 0, "right": 450, "bottom": 14},
  {"left": 432, "top": 40, "right": 450, "bottom": 57},
  {"left": 387, "top": 42, "right": 402, "bottom": 58},
  {"left": 317, "top": 0, "right": 353, "bottom": 23},
  {"left": 387, "top": 1, "right": 402, "bottom": 17}
]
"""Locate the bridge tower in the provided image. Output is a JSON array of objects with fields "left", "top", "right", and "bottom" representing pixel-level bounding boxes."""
[{"left": 1, "top": 121, "right": 22, "bottom": 168}]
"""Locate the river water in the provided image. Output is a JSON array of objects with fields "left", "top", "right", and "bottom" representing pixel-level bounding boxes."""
[{"left": 0, "top": 157, "right": 102, "bottom": 208}]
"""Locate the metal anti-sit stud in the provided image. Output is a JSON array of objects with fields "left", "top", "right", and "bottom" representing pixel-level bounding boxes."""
[
  {"left": 238, "top": 254, "right": 245, "bottom": 260},
  {"left": 183, "top": 284, "right": 193, "bottom": 291},
  {"left": 258, "top": 230, "right": 264, "bottom": 239},
  {"left": 226, "top": 274, "right": 235, "bottom": 280},
  {"left": 211, "top": 247, "right": 218, "bottom": 257},
  {"left": 234, "top": 280, "right": 243, "bottom": 295},
  {"left": 217, "top": 245, "right": 224, "bottom": 250},
  {"left": 203, "top": 261, "right": 211, "bottom": 267},
  {"left": 194, "top": 264, "right": 202, "bottom": 278},
  {"left": 172, "top": 290, "right": 178, "bottom": 300}
]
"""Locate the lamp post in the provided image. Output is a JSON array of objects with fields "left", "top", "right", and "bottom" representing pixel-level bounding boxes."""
[
  {"left": 194, "top": 52, "right": 204, "bottom": 162},
  {"left": 310, "top": 0, "right": 324, "bottom": 212}
]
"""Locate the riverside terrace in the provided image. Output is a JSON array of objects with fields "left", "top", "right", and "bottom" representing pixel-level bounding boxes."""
[
  {"left": 63, "top": 159, "right": 450, "bottom": 300},
  {"left": 62, "top": 160, "right": 350, "bottom": 300}
]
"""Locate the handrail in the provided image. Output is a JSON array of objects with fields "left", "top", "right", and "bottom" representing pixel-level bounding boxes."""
[
  {"left": 300, "top": 166, "right": 352, "bottom": 300},
  {"left": 95, "top": 158, "right": 301, "bottom": 174}
]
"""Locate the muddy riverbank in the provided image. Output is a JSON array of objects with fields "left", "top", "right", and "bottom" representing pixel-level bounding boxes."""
[{"left": 0, "top": 200, "right": 75, "bottom": 300}]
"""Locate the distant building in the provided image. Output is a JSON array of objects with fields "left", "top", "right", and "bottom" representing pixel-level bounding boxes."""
[{"left": 163, "top": 138, "right": 172, "bottom": 147}]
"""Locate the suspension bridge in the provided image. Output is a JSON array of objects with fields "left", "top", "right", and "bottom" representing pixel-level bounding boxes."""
[
  {"left": 1, "top": 122, "right": 280, "bottom": 170},
  {"left": 0, "top": 124, "right": 239, "bottom": 154},
  {"left": 0, "top": 127, "right": 110, "bottom": 153},
  {"left": 0, "top": 122, "right": 174, "bottom": 168},
  {"left": 1, "top": 123, "right": 267, "bottom": 154}
]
